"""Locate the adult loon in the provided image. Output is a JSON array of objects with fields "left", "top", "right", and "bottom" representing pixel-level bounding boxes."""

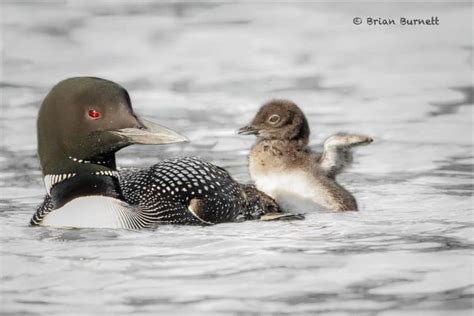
[
  {"left": 31, "top": 77, "right": 288, "bottom": 229},
  {"left": 238, "top": 99, "right": 372, "bottom": 212}
]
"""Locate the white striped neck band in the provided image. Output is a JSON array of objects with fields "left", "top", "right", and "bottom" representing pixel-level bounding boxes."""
[
  {"left": 68, "top": 156, "right": 112, "bottom": 165},
  {"left": 43, "top": 171, "right": 120, "bottom": 196}
]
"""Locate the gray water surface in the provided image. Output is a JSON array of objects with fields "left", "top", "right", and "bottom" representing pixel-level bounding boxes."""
[{"left": 1, "top": 2, "right": 473, "bottom": 315}]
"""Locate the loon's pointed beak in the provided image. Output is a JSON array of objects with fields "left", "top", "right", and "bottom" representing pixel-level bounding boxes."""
[
  {"left": 237, "top": 125, "right": 260, "bottom": 136},
  {"left": 112, "top": 119, "right": 189, "bottom": 145}
]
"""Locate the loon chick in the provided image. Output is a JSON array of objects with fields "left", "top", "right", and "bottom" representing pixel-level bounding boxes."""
[
  {"left": 31, "top": 77, "right": 286, "bottom": 229},
  {"left": 238, "top": 99, "right": 372, "bottom": 212}
]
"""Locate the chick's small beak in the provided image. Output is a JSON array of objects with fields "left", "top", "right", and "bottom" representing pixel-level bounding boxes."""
[
  {"left": 237, "top": 125, "right": 260, "bottom": 136},
  {"left": 112, "top": 119, "right": 189, "bottom": 145}
]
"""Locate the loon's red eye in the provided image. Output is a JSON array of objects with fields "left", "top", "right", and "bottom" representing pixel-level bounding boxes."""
[{"left": 88, "top": 109, "right": 101, "bottom": 120}]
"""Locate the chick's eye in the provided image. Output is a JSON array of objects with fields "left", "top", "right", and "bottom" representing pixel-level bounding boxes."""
[
  {"left": 88, "top": 109, "right": 101, "bottom": 120},
  {"left": 268, "top": 114, "right": 280, "bottom": 124}
]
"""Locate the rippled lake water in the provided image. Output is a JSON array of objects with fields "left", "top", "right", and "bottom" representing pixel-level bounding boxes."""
[{"left": 1, "top": 2, "right": 473, "bottom": 315}]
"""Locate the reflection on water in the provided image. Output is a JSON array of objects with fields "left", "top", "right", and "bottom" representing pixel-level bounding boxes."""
[{"left": 1, "top": 2, "right": 473, "bottom": 315}]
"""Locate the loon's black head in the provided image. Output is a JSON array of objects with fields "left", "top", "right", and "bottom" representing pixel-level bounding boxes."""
[
  {"left": 237, "top": 99, "right": 310, "bottom": 145},
  {"left": 38, "top": 77, "right": 188, "bottom": 176}
]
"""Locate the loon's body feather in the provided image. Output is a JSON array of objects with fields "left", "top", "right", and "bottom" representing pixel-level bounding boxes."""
[
  {"left": 119, "top": 157, "right": 246, "bottom": 225},
  {"left": 32, "top": 156, "right": 284, "bottom": 228}
]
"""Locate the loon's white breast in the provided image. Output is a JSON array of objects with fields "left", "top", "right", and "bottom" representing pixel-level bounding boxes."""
[
  {"left": 252, "top": 170, "right": 331, "bottom": 213},
  {"left": 41, "top": 196, "right": 137, "bottom": 229}
]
